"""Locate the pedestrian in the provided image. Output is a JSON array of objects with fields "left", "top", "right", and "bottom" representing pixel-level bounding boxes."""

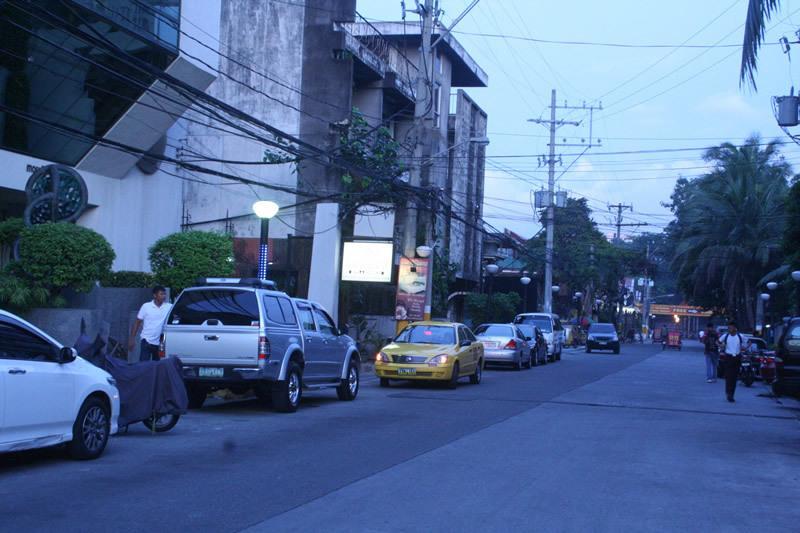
[
  {"left": 128, "top": 285, "right": 172, "bottom": 362},
  {"left": 718, "top": 321, "right": 745, "bottom": 402},
  {"left": 702, "top": 322, "right": 719, "bottom": 383}
]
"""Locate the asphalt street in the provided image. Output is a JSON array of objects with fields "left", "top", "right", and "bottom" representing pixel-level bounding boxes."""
[{"left": 1, "top": 341, "right": 798, "bottom": 532}]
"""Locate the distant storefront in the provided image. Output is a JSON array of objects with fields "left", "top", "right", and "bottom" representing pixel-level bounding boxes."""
[{"left": 650, "top": 304, "right": 713, "bottom": 339}]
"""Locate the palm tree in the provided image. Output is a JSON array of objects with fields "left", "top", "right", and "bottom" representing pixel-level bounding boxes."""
[
  {"left": 671, "top": 136, "right": 790, "bottom": 328},
  {"left": 741, "top": 0, "right": 781, "bottom": 89}
]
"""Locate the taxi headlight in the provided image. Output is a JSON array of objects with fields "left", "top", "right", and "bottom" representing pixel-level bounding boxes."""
[
  {"left": 376, "top": 352, "right": 391, "bottom": 363},
  {"left": 428, "top": 354, "right": 449, "bottom": 366}
]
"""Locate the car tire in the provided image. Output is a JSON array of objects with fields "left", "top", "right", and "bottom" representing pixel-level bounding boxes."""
[
  {"left": 556, "top": 347, "right": 562, "bottom": 361},
  {"left": 470, "top": 360, "right": 482, "bottom": 384},
  {"left": 515, "top": 356, "right": 523, "bottom": 371},
  {"left": 379, "top": 378, "right": 390, "bottom": 388},
  {"left": 337, "top": 360, "right": 360, "bottom": 401},
  {"left": 586, "top": 346, "right": 592, "bottom": 353},
  {"left": 613, "top": 347, "right": 620, "bottom": 355},
  {"left": 186, "top": 385, "right": 207, "bottom": 409},
  {"left": 531, "top": 352, "right": 538, "bottom": 367},
  {"left": 272, "top": 362, "right": 302, "bottom": 413},
  {"left": 447, "top": 361, "right": 460, "bottom": 389},
  {"left": 525, "top": 353, "right": 532, "bottom": 369},
  {"left": 68, "top": 397, "right": 111, "bottom": 460},
  {"left": 142, "top": 413, "right": 180, "bottom": 433}
]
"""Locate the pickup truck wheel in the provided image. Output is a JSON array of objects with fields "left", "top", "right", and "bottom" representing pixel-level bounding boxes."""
[
  {"left": 68, "top": 397, "right": 110, "bottom": 460},
  {"left": 186, "top": 385, "right": 207, "bottom": 409},
  {"left": 337, "top": 360, "right": 360, "bottom": 401},
  {"left": 272, "top": 362, "right": 302, "bottom": 413}
]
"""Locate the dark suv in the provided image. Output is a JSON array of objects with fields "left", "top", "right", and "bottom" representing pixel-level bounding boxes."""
[{"left": 774, "top": 317, "right": 800, "bottom": 398}]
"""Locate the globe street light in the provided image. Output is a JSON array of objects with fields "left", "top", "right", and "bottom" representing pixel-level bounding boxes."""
[
  {"left": 760, "top": 293, "right": 770, "bottom": 301},
  {"left": 766, "top": 281, "right": 778, "bottom": 291},
  {"left": 485, "top": 263, "right": 500, "bottom": 275},
  {"left": 252, "top": 200, "right": 279, "bottom": 280},
  {"left": 792, "top": 271, "right": 800, "bottom": 282},
  {"left": 520, "top": 274, "right": 531, "bottom": 312}
]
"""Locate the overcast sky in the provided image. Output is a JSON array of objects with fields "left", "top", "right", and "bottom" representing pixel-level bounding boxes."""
[{"left": 358, "top": 0, "right": 800, "bottom": 239}]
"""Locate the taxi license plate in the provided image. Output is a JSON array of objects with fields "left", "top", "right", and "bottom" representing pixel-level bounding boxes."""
[
  {"left": 199, "top": 367, "right": 224, "bottom": 378},
  {"left": 397, "top": 368, "right": 416, "bottom": 376}
]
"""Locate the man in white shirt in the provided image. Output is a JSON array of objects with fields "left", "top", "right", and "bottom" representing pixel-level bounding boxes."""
[
  {"left": 718, "top": 321, "right": 745, "bottom": 402},
  {"left": 128, "top": 286, "right": 172, "bottom": 362}
]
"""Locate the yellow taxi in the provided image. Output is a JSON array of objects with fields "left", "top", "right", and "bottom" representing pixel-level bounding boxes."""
[{"left": 375, "top": 322, "right": 484, "bottom": 388}]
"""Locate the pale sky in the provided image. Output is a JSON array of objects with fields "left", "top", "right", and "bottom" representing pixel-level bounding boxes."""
[{"left": 358, "top": 0, "right": 800, "bottom": 238}]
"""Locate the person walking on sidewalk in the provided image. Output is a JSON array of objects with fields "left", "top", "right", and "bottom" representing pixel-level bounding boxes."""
[
  {"left": 128, "top": 285, "right": 172, "bottom": 361},
  {"left": 718, "top": 321, "right": 745, "bottom": 402},
  {"left": 702, "top": 322, "right": 719, "bottom": 383}
]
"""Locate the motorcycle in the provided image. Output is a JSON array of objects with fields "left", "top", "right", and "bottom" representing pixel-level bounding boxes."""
[{"left": 739, "top": 354, "right": 757, "bottom": 387}]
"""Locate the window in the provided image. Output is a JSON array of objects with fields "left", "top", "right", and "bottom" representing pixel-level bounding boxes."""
[
  {"left": 554, "top": 319, "right": 563, "bottom": 331},
  {"left": 466, "top": 328, "right": 477, "bottom": 342},
  {"left": 395, "top": 325, "right": 455, "bottom": 345},
  {"left": 474, "top": 325, "right": 514, "bottom": 337},
  {"left": 263, "top": 295, "right": 296, "bottom": 326},
  {"left": 313, "top": 309, "right": 337, "bottom": 337},
  {"left": 0, "top": 322, "right": 55, "bottom": 361},
  {"left": 0, "top": 1, "right": 177, "bottom": 165},
  {"left": 169, "top": 290, "right": 259, "bottom": 326},
  {"left": 589, "top": 324, "right": 616, "bottom": 334},
  {"left": 515, "top": 328, "right": 527, "bottom": 340},
  {"left": 517, "top": 324, "right": 535, "bottom": 339},
  {"left": 297, "top": 305, "right": 316, "bottom": 332},
  {"left": 516, "top": 316, "right": 553, "bottom": 333}
]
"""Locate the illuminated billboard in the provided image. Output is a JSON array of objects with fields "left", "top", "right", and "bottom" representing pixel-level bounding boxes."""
[{"left": 341, "top": 241, "right": 394, "bottom": 283}]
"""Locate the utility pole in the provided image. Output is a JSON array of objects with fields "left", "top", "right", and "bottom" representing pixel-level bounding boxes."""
[
  {"left": 608, "top": 203, "right": 647, "bottom": 242},
  {"left": 643, "top": 242, "right": 651, "bottom": 339},
  {"left": 528, "top": 90, "right": 600, "bottom": 313}
]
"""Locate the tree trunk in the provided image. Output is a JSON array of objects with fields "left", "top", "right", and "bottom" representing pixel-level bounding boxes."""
[{"left": 743, "top": 282, "right": 755, "bottom": 331}]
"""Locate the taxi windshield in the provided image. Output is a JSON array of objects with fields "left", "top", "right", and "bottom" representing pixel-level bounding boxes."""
[{"left": 395, "top": 325, "right": 456, "bottom": 345}]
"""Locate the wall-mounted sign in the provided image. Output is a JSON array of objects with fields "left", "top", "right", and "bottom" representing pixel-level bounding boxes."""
[
  {"left": 650, "top": 304, "right": 712, "bottom": 317},
  {"left": 395, "top": 257, "right": 428, "bottom": 321},
  {"left": 24, "top": 164, "right": 88, "bottom": 226},
  {"left": 341, "top": 241, "right": 393, "bottom": 283}
]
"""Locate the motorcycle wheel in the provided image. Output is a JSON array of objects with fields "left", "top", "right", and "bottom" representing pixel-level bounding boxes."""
[
  {"left": 743, "top": 374, "right": 754, "bottom": 387},
  {"left": 142, "top": 413, "right": 180, "bottom": 433}
]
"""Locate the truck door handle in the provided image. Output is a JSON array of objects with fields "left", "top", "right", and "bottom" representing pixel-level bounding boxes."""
[
  {"left": 204, "top": 335, "right": 219, "bottom": 341},
  {"left": 8, "top": 368, "right": 26, "bottom": 375}
]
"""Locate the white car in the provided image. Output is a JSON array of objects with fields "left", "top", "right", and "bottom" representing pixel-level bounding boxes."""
[
  {"left": 513, "top": 313, "right": 564, "bottom": 361},
  {"left": 0, "top": 310, "right": 119, "bottom": 459}
]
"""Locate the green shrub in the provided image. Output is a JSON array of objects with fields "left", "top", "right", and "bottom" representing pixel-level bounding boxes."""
[
  {"left": 18, "top": 222, "right": 115, "bottom": 294},
  {"left": 465, "top": 291, "right": 522, "bottom": 326},
  {"left": 149, "top": 231, "right": 234, "bottom": 293},
  {"left": 102, "top": 270, "right": 155, "bottom": 288},
  {"left": 0, "top": 217, "right": 24, "bottom": 246}
]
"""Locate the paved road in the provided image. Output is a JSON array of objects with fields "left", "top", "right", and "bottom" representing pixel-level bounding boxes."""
[{"left": 1, "top": 342, "right": 798, "bottom": 532}]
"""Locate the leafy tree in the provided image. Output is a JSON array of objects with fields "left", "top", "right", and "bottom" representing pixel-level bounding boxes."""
[
  {"left": 0, "top": 217, "right": 24, "bottom": 246},
  {"left": 465, "top": 292, "right": 521, "bottom": 326},
  {"left": 432, "top": 249, "right": 458, "bottom": 317},
  {"left": 149, "top": 231, "right": 234, "bottom": 293},
  {"left": 740, "top": 0, "right": 781, "bottom": 88},
  {"left": 668, "top": 136, "right": 791, "bottom": 327}
]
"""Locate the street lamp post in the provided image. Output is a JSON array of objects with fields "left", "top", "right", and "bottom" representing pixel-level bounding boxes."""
[
  {"left": 793, "top": 271, "right": 800, "bottom": 314},
  {"left": 760, "top": 292, "right": 771, "bottom": 339},
  {"left": 520, "top": 274, "right": 531, "bottom": 312},
  {"left": 252, "top": 200, "right": 279, "bottom": 280}
]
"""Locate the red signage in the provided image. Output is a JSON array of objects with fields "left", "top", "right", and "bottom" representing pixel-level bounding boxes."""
[{"left": 395, "top": 257, "right": 429, "bottom": 321}]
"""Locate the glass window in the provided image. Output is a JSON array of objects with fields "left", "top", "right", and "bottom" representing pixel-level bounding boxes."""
[
  {"left": 517, "top": 324, "right": 535, "bottom": 339},
  {"left": 516, "top": 316, "right": 553, "bottom": 333},
  {"left": 169, "top": 290, "right": 259, "bottom": 326},
  {"left": 297, "top": 306, "right": 316, "bottom": 332},
  {"left": 474, "top": 325, "right": 514, "bottom": 337},
  {"left": 589, "top": 324, "right": 616, "bottom": 334},
  {"left": 262, "top": 295, "right": 296, "bottom": 326},
  {"left": 0, "top": 322, "right": 55, "bottom": 361},
  {"left": 313, "top": 309, "right": 336, "bottom": 337},
  {"left": 0, "top": 1, "right": 177, "bottom": 165},
  {"left": 465, "top": 327, "right": 477, "bottom": 342},
  {"left": 395, "top": 325, "right": 455, "bottom": 345}
]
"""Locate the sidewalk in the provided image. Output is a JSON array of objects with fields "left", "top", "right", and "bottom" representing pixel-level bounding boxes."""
[{"left": 249, "top": 344, "right": 800, "bottom": 532}]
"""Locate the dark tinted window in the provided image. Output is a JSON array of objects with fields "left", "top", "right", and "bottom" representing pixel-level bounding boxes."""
[
  {"left": 170, "top": 290, "right": 259, "bottom": 326},
  {"left": 297, "top": 306, "right": 316, "bottom": 332},
  {"left": 474, "top": 325, "right": 514, "bottom": 337},
  {"left": 0, "top": 322, "right": 55, "bottom": 361},
  {"left": 465, "top": 328, "right": 477, "bottom": 342},
  {"left": 517, "top": 316, "right": 552, "bottom": 333},
  {"left": 263, "top": 295, "right": 296, "bottom": 326},
  {"left": 589, "top": 324, "right": 616, "bottom": 334},
  {"left": 313, "top": 309, "right": 336, "bottom": 336}
]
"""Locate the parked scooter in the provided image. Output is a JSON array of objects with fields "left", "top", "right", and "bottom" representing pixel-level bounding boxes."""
[{"left": 739, "top": 354, "right": 757, "bottom": 387}]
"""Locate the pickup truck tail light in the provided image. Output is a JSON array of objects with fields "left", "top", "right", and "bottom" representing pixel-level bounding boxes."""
[
  {"left": 505, "top": 339, "right": 517, "bottom": 350},
  {"left": 158, "top": 334, "right": 166, "bottom": 359},
  {"left": 258, "top": 336, "right": 270, "bottom": 368}
]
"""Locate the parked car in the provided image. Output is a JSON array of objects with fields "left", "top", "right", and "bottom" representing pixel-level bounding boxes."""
[
  {"left": 474, "top": 323, "right": 532, "bottom": 370},
  {"left": 513, "top": 313, "right": 563, "bottom": 361},
  {"left": 0, "top": 310, "right": 120, "bottom": 460},
  {"left": 375, "top": 322, "right": 483, "bottom": 388},
  {"left": 585, "top": 323, "right": 621, "bottom": 354},
  {"left": 774, "top": 317, "right": 800, "bottom": 398},
  {"left": 517, "top": 323, "right": 548, "bottom": 366},
  {"left": 162, "top": 278, "right": 361, "bottom": 413}
]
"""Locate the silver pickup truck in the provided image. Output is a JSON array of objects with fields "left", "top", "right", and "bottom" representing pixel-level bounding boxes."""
[{"left": 161, "top": 279, "right": 360, "bottom": 412}]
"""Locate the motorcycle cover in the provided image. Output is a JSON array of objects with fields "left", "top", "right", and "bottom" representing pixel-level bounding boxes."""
[{"left": 103, "top": 356, "right": 188, "bottom": 427}]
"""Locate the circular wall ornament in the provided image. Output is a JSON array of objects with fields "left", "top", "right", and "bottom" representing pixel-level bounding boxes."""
[{"left": 23, "top": 165, "right": 88, "bottom": 226}]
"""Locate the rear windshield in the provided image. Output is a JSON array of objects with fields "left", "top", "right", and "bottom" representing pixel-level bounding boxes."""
[
  {"left": 474, "top": 325, "right": 514, "bottom": 337},
  {"left": 395, "top": 325, "right": 455, "bottom": 345},
  {"left": 517, "top": 324, "right": 535, "bottom": 337},
  {"left": 170, "top": 289, "right": 259, "bottom": 326},
  {"left": 589, "top": 324, "right": 616, "bottom": 334},
  {"left": 516, "top": 316, "right": 552, "bottom": 333}
]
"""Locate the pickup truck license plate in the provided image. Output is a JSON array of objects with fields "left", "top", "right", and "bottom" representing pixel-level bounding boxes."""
[
  {"left": 199, "top": 367, "right": 224, "bottom": 378},
  {"left": 397, "top": 368, "right": 416, "bottom": 376}
]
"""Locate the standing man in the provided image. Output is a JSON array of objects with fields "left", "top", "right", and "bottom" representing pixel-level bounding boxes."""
[
  {"left": 128, "top": 285, "right": 172, "bottom": 361},
  {"left": 702, "top": 322, "right": 719, "bottom": 383},
  {"left": 718, "top": 321, "right": 745, "bottom": 402}
]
